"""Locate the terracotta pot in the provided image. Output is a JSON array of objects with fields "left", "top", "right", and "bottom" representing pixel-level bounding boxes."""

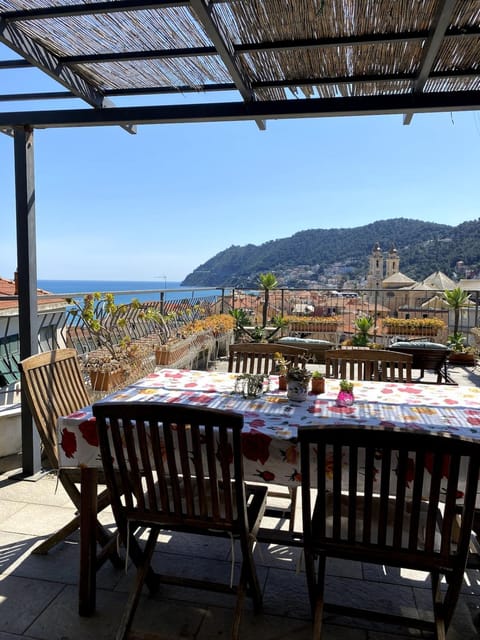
[
  {"left": 89, "top": 369, "right": 126, "bottom": 391},
  {"left": 311, "top": 378, "right": 325, "bottom": 394},
  {"left": 448, "top": 352, "right": 476, "bottom": 366}
]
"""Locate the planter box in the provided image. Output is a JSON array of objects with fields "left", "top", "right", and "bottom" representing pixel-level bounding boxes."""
[
  {"left": 89, "top": 369, "right": 127, "bottom": 391},
  {"left": 385, "top": 327, "right": 439, "bottom": 337},
  {"left": 448, "top": 352, "right": 476, "bottom": 366},
  {"left": 155, "top": 332, "right": 213, "bottom": 366},
  {"left": 289, "top": 322, "right": 338, "bottom": 333}
]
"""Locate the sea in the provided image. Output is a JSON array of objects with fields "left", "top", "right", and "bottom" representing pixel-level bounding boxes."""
[{"left": 37, "top": 280, "right": 222, "bottom": 305}]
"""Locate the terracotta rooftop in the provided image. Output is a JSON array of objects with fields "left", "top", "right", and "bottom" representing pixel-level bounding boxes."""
[{"left": 0, "top": 277, "right": 63, "bottom": 312}]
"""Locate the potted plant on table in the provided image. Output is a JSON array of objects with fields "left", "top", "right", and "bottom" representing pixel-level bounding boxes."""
[
  {"left": 311, "top": 370, "right": 325, "bottom": 394},
  {"left": 273, "top": 352, "right": 290, "bottom": 390},
  {"left": 336, "top": 379, "right": 354, "bottom": 407},
  {"left": 285, "top": 366, "right": 312, "bottom": 402}
]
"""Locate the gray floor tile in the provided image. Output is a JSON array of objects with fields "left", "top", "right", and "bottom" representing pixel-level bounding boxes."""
[{"left": 0, "top": 575, "right": 64, "bottom": 636}]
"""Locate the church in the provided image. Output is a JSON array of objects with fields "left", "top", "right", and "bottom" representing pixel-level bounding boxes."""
[{"left": 364, "top": 243, "right": 477, "bottom": 334}]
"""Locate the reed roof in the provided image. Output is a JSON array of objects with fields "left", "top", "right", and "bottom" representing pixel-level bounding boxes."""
[{"left": 0, "top": 0, "right": 479, "bottom": 129}]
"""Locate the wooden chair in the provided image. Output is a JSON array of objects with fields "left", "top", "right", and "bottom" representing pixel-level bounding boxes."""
[
  {"left": 228, "top": 342, "right": 308, "bottom": 374},
  {"left": 228, "top": 342, "right": 307, "bottom": 529},
  {"left": 93, "top": 401, "right": 268, "bottom": 640},
  {"left": 299, "top": 425, "right": 480, "bottom": 639},
  {"left": 324, "top": 348, "right": 412, "bottom": 382},
  {"left": 19, "top": 349, "right": 121, "bottom": 566}
]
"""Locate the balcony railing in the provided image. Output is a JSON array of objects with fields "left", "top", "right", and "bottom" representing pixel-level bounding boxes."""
[{"left": 1, "top": 285, "right": 480, "bottom": 389}]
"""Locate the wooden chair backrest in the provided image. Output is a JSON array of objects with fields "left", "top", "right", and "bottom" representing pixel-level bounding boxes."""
[
  {"left": 324, "top": 348, "right": 412, "bottom": 382},
  {"left": 228, "top": 342, "right": 308, "bottom": 374},
  {"left": 299, "top": 425, "right": 480, "bottom": 571},
  {"left": 93, "top": 402, "right": 249, "bottom": 534},
  {"left": 19, "top": 349, "right": 90, "bottom": 469}
]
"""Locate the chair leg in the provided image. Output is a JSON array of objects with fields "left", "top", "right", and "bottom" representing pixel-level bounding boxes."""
[
  {"left": 431, "top": 571, "right": 447, "bottom": 640},
  {"left": 304, "top": 548, "right": 327, "bottom": 639},
  {"left": 95, "top": 521, "right": 123, "bottom": 568},
  {"left": 232, "top": 564, "right": 247, "bottom": 640},
  {"left": 312, "top": 553, "right": 326, "bottom": 640},
  {"left": 33, "top": 511, "right": 123, "bottom": 570},
  {"left": 289, "top": 486, "right": 297, "bottom": 532},
  {"left": 441, "top": 568, "right": 465, "bottom": 634},
  {"left": 304, "top": 548, "right": 317, "bottom": 615},
  {"left": 116, "top": 519, "right": 160, "bottom": 594},
  {"left": 32, "top": 513, "right": 81, "bottom": 554},
  {"left": 115, "top": 526, "right": 160, "bottom": 640},
  {"left": 239, "top": 535, "right": 263, "bottom": 613}
]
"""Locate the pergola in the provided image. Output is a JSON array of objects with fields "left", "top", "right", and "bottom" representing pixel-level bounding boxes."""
[{"left": 1, "top": 0, "right": 479, "bottom": 474}]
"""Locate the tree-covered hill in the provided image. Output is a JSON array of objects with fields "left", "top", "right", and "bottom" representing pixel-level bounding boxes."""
[{"left": 181, "top": 217, "right": 480, "bottom": 287}]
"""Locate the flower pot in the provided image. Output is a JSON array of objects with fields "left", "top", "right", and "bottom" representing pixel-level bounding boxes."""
[
  {"left": 278, "top": 375, "right": 287, "bottom": 391},
  {"left": 448, "top": 352, "right": 476, "bottom": 366},
  {"left": 89, "top": 369, "right": 126, "bottom": 391},
  {"left": 311, "top": 378, "right": 325, "bottom": 394},
  {"left": 336, "top": 390, "right": 354, "bottom": 407},
  {"left": 287, "top": 380, "right": 309, "bottom": 402}
]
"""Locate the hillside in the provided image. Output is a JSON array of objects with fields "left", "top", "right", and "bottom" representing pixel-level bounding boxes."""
[{"left": 181, "top": 218, "right": 480, "bottom": 287}]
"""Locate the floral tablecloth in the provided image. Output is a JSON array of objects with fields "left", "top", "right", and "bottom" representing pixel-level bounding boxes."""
[{"left": 57, "top": 368, "right": 480, "bottom": 490}]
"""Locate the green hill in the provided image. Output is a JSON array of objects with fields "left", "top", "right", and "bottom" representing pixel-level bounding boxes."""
[{"left": 181, "top": 217, "right": 480, "bottom": 287}]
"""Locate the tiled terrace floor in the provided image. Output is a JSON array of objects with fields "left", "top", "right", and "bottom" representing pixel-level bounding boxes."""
[{"left": 0, "top": 363, "right": 480, "bottom": 639}]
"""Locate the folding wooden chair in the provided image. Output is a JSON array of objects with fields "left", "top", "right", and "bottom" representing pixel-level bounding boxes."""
[
  {"left": 299, "top": 425, "right": 480, "bottom": 639},
  {"left": 93, "top": 401, "right": 268, "bottom": 640},
  {"left": 324, "top": 348, "right": 412, "bottom": 382},
  {"left": 228, "top": 342, "right": 308, "bottom": 374},
  {"left": 19, "top": 349, "right": 121, "bottom": 567}
]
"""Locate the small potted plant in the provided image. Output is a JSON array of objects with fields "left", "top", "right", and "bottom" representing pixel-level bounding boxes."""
[
  {"left": 336, "top": 379, "right": 354, "bottom": 407},
  {"left": 447, "top": 332, "right": 476, "bottom": 365},
  {"left": 273, "top": 352, "right": 290, "bottom": 390},
  {"left": 310, "top": 370, "right": 325, "bottom": 394},
  {"left": 286, "top": 366, "right": 311, "bottom": 402},
  {"left": 234, "top": 373, "right": 266, "bottom": 398}
]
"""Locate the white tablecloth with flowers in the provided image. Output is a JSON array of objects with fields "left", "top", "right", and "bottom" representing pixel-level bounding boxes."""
[{"left": 57, "top": 368, "right": 480, "bottom": 489}]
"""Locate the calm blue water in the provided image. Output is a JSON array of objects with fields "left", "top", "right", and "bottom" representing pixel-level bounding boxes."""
[{"left": 37, "top": 280, "right": 221, "bottom": 305}]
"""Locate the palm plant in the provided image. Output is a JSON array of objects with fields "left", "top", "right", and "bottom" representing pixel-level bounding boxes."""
[
  {"left": 443, "top": 287, "right": 470, "bottom": 336},
  {"left": 352, "top": 315, "right": 374, "bottom": 346},
  {"left": 258, "top": 272, "right": 278, "bottom": 328},
  {"left": 443, "top": 287, "right": 470, "bottom": 351}
]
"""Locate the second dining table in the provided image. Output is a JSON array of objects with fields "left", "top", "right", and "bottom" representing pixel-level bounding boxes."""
[{"left": 56, "top": 367, "right": 480, "bottom": 615}]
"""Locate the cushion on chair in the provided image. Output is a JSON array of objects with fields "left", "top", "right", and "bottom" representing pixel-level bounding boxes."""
[
  {"left": 390, "top": 341, "right": 449, "bottom": 350},
  {"left": 277, "top": 337, "right": 334, "bottom": 347}
]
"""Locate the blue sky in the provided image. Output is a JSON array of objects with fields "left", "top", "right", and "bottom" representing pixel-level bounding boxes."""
[{"left": 1, "top": 43, "right": 479, "bottom": 282}]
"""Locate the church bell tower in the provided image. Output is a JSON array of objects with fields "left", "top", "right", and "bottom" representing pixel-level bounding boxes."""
[
  {"left": 386, "top": 245, "right": 399, "bottom": 278},
  {"left": 367, "top": 242, "right": 384, "bottom": 290}
]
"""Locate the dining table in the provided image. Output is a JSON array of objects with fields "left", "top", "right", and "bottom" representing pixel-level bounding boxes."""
[{"left": 56, "top": 367, "right": 480, "bottom": 616}]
